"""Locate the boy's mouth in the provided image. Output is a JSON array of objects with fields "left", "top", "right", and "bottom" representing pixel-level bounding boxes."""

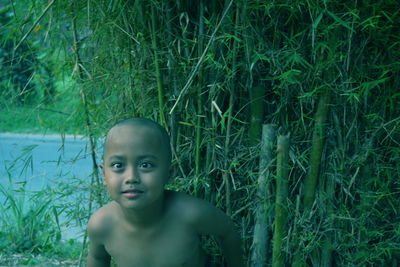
[{"left": 121, "top": 189, "right": 143, "bottom": 198}]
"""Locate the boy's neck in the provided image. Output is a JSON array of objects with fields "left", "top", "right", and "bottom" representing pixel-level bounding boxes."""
[{"left": 117, "top": 192, "right": 166, "bottom": 229}]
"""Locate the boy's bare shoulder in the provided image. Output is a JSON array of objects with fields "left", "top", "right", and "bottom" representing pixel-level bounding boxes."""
[
  {"left": 87, "top": 201, "right": 118, "bottom": 240},
  {"left": 167, "top": 190, "right": 234, "bottom": 236},
  {"left": 167, "top": 190, "right": 213, "bottom": 213}
]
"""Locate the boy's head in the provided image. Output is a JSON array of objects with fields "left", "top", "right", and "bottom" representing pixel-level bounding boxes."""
[
  {"left": 101, "top": 118, "right": 172, "bottom": 209},
  {"left": 103, "top": 118, "right": 172, "bottom": 165}
]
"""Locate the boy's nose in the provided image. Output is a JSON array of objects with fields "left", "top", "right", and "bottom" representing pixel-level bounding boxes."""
[{"left": 125, "top": 167, "right": 140, "bottom": 184}]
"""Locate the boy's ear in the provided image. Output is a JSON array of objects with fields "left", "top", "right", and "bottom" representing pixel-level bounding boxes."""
[
  {"left": 167, "top": 165, "right": 175, "bottom": 183},
  {"left": 100, "top": 163, "right": 107, "bottom": 185}
]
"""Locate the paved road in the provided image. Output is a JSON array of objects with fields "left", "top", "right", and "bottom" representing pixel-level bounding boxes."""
[{"left": 0, "top": 133, "right": 100, "bottom": 241}]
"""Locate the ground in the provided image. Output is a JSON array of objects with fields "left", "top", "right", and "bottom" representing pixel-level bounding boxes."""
[{"left": 0, "top": 254, "right": 79, "bottom": 267}]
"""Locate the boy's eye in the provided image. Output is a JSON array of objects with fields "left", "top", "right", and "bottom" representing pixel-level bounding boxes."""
[
  {"left": 139, "top": 162, "right": 153, "bottom": 169},
  {"left": 111, "top": 163, "right": 123, "bottom": 169}
]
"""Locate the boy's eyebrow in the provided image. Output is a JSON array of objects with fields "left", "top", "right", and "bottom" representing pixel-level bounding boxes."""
[
  {"left": 107, "top": 155, "right": 125, "bottom": 161},
  {"left": 107, "top": 155, "right": 159, "bottom": 160},
  {"left": 137, "top": 155, "right": 159, "bottom": 160}
]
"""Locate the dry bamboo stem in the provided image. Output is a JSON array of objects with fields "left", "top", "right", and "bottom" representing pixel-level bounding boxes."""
[
  {"left": 250, "top": 124, "right": 276, "bottom": 267},
  {"left": 272, "top": 134, "right": 290, "bottom": 267}
]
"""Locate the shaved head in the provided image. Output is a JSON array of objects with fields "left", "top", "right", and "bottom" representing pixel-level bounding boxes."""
[{"left": 103, "top": 118, "right": 172, "bottom": 164}]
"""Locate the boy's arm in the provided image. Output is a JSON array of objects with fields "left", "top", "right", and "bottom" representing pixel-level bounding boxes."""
[
  {"left": 186, "top": 197, "right": 245, "bottom": 267},
  {"left": 87, "top": 239, "right": 111, "bottom": 267},
  {"left": 86, "top": 214, "right": 111, "bottom": 267},
  {"left": 216, "top": 226, "right": 244, "bottom": 267}
]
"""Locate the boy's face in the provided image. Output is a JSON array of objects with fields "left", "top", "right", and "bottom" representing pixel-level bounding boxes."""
[{"left": 102, "top": 124, "right": 171, "bottom": 210}]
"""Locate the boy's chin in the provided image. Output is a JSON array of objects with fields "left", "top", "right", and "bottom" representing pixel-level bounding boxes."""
[{"left": 118, "top": 200, "right": 144, "bottom": 210}]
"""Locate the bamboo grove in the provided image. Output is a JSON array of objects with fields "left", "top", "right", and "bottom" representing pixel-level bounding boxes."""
[{"left": 6, "top": 0, "right": 400, "bottom": 266}]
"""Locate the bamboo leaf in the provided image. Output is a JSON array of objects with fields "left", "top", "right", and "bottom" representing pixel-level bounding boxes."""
[
  {"left": 325, "top": 10, "right": 355, "bottom": 32},
  {"left": 313, "top": 12, "right": 324, "bottom": 29},
  {"left": 360, "top": 75, "right": 390, "bottom": 94}
]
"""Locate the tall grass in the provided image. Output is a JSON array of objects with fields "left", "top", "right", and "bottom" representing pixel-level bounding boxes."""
[
  {"left": 0, "top": 183, "right": 60, "bottom": 253},
  {"left": 0, "top": 137, "right": 99, "bottom": 263}
]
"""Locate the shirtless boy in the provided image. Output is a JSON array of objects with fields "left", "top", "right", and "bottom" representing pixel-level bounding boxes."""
[{"left": 87, "top": 118, "right": 244, "bottom": 267}]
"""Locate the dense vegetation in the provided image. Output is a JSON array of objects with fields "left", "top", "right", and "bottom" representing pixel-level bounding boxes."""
[{"left": 1, "top": 0, "right": 399, "bottom": 266}]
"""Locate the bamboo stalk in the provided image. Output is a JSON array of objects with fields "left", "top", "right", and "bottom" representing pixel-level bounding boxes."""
[
  {"left": 71, "top": 11, "right": 102, "bottom": 266},
  {"left": 302, "top": 90, "right": 330, "bottom": 211},
  {"left": 321, "top": 171, "right": 334, "bottom": 267},
  {"left": 14, "top": 0, "right": 56, "bottom": 52},
  {"left": 222, "top": 0, "right": 240, "bottom": 215},
  {"left": 291, "top": 195, "right": 302, "bottom": 267},
  {"left": 319, "top": 113, "right": 344, "bottom": 267},
  {"left": 169, "top": 0, "right": 233, "bottom": 114},
  {"left": 195, "top": 0, "right": 205, "bottom": 177},
  {"left": 292, "top": 90, "right": 330, "bottom": 267},
  {"left": 272, "top": 134, "right": 290, "bottom": 267},
  {"left": 221, "top": 102, "right": 234, "bottom": 210},
  {"left": 150, "top": 2, "right": 166, "bottom": 127},
  {"left": 250, "top": 124, "right": 276, "bottom": 267},
  {"left": 165, "top": 1, "right": 178, "bottom": 152},
  {"left": 206, "top": 90, "right": 219, "bottom": 203},
  {"left": 249, "top": 86, "right": 265, "bottom": 146}
]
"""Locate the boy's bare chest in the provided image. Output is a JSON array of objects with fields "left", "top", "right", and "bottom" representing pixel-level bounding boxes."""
[{"left": 104, "top": 221, "right": 204, "bottom": 267}]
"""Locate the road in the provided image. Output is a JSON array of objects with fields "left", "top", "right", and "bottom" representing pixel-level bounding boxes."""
[{"left": 0, "top": 133, "right": 100, "bottom": 241}]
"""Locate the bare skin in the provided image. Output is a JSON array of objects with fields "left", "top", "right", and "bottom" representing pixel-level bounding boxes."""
[{"left": 87, "top": 119, "right": 244, "bottom": 267}]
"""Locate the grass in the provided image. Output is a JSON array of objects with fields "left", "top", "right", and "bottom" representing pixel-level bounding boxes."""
[
  {"left": 0, "top": 254, "right": 79, "bottom": 266},
  {"left": 0, "top": 77, "right": 84, "bottom": 135},
  {"left": 0, "top": 144, "right": 86, "bottom": 264},
  {"left": 0, "top": 184, "right": 82, "bottom": 259},
  {"left": 0, "top": 115, "right": 90, "bottom": 264},
  {"left": 0, "top": 105, "right": 76, "bottom": 134}
]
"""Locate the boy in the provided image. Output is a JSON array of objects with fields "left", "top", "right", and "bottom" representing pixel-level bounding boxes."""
[{"left": 87, "top": 118, "right": 244, "bottom": 267}]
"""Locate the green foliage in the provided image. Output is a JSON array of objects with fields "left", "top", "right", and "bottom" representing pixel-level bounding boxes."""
[
  {"left": 2, "top": 0, "right": 400, "bottom": 265},
  {"left": 0, "top": 74, "right": 84, "bottom": 134},
  {"left": 0, "top": 144, "right": 91, "bottom": 261},
  {"left": 0, "top": 4, "right": 56, "bottom": 105},
  {"left": 0, "top": 184, "right": 61, "bottom": 253}
]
